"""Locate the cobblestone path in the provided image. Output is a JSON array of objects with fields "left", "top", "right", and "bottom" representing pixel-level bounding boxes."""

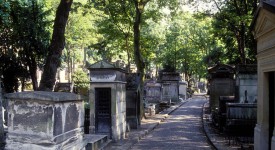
[{"left": 131, "top": 96, "right": 215, "bottom": 150}]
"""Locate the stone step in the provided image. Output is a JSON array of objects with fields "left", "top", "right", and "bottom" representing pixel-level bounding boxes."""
[{"left": 84, "top": 134, "right": 111, "bottom": 150}]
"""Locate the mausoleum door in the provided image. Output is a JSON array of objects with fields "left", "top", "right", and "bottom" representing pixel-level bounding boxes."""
[
  {"left": 95, "top": 88, "right": 112, "bottom": 137},
  {"left": 268, "top": 72, "right": 275, "bottom": 150}
]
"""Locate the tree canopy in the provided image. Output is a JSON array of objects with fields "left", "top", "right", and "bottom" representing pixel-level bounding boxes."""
[
  {"left": 0, "top": 0, "right": 259, "bottom": 92},
  {"left": 0, "top": 0, "right": 50, "bottom": 92}
]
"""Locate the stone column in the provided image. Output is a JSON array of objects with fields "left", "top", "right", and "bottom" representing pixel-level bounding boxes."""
[{"left": 4, "top": 91, "right": 84, "bottom": 150}]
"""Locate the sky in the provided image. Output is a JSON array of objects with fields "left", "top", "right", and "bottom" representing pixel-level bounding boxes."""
[{"left": 180, "top": 0, "right": 219, "bottom": 14}]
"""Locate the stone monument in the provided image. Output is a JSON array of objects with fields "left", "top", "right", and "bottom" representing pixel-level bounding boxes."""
[
  {"left": 126, "top": 73, "right": 140, "bottom": 129},
  {"left": 4, "top": 91, "right": 84, "bottom": 150},
  {"left": 207, "top": 63, "right": 235, "bottom": 113},
  {"left": 87, "top": 60, "right": 126, "bottom": 142},
  {"left": 235, "top": 64, "right": 257, "bottom": 103},
  {"left": 158, "top": 71, "right": 180, "bottom": 103}
]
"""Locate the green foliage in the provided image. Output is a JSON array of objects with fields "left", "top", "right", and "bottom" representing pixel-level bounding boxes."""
[
  {"left": 155, "top": 11, "right": 216, "bottom": 79},
  {"left": 211, "top": 0, "right": 257, "bottom": 64},
  {"left": 88, "top": 0, "right": 135, "bottom": 64},
  {"left": 72, "top": 68, "right": 89, "bottom": 96},
  {"left": 0, "top": 0, "right": 259, "bottom": 92},
  {"left": 0, "top": 0, "right": 10, "bottom": 26},
  {"left": 72, "top": 69, "right": 89, "bottom": 89},
  {"left": 0, "top": 0, "right": 51, "bottom": 92}
]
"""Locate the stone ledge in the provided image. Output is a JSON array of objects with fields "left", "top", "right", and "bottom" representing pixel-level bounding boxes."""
[{"left": 5, "top": 91, "right": 82, "bottom": 102}]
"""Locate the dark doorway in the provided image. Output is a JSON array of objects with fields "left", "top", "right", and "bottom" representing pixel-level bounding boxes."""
[
  {"left": 95, "top": 88, "right": 111, "bottom": 137},
  {"left": 84, "top": 107, "right": 90, "bottom": 134},
  {"left": 269, "top": 72, "right": 275, "bottom": 150}
]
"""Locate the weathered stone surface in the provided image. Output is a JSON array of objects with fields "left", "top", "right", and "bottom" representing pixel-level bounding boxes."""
[
  {"left": 5, "top": 91, "right": 82, "bottom": 102},
  {"left": 144, "top": 82, "right": 161, "bottom": 103},
  {"left": 179, "top": 81, "right": 187, "bottom": 100},
  {"left": 235, "top": 64, "right": 257, "bottom": 103},
  {"left": 252, "top": 1, "right": 275, "bottom": 149},
  {"left": 53, "top": 107, "right": 62, "bottom": 136},
  {"left": 88, "top": 60, "right": 126, "bottom": 142},
  {"left": 207, "top": 64, "right": 235, "bottom": 113},
  {"left": 162, "top": 81, "right": 179, "bottom": 102},
  {"left": 158, "top": 71, "right": 180, "bottom": 102},
  {"left": 4, "top": 91, "right": 84, "bottom": 150},
  {"left": 126, "top": 73, "right": 140, "bottom": 129}
]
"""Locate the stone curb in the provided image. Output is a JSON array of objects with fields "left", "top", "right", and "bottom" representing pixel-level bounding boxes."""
[{"left": 202, "top": 102, "right": 218, "bottom": 150}]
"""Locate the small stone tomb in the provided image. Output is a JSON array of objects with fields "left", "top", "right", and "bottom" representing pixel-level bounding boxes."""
[
  {"left": 144, "top": 81, "right": 162, "bottom": 103},
  {"left": 235, "top": 64, "right": 257, "bottom": 103},
  {"left": 207, "top": 63, "right": 235, "bottom": 113},
  {"left": 158, "top": 71, "right": 180, "bottom": 103},
  {"left": 4, "top": 91, "right": 84, "bottom": 150},
  {"left": 87, "top": 60, "right": 126, "bottom": 142},
  {"left": 179, "top": 81, "right": 187, "bottom": 100},
  {"left": 126, "top": 73, "right": 140, "bottom": 129}
]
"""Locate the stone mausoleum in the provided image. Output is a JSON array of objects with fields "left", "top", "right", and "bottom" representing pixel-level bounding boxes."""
[
  {"left": 207, "top": 63, "right": 235, "bottom": 113},
  {"left": 158, "top": 71, "right": 180, "bottom": 103},
  {"left": 87, "top": 60, "right": 126, "bottom": 141},
  {"left": 252, "top": 1, "right": 275, "bottom": 149}
]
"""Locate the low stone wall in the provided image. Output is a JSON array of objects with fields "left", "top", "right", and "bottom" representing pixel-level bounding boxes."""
[{"left": 4, "top": 91, "right": 84, "bottom": 150}]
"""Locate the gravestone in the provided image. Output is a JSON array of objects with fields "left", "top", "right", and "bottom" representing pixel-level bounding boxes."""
[
  {"left": 4, "top": 91, "right": 84, "bottom": 150},
  {"left": 144, "top": 81, "right": 162, "bottom": 103},
  {"left": 208, "top": 63, "right": 235, "bottom": 126},
  {"left": 179, "top": 81, "right": 188, "bottom": 100},
  {"left": 158, "top": 71, "right": 180, "bottom": 103},
  {"left": 87, "top": 60, "right": 126, "bottom": 142},
  {"left": 208, "top": 63, "right": 235, "bottom": 113},
  {"left": 235, "top": 64, "right": 257, "bottom": 103},
  {"left": 126, "top": 73, "right": 140, "bottom": 129}
]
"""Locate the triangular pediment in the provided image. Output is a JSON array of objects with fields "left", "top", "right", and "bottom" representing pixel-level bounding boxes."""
[
  {"left": 208, "top": 64, "right": 235, "bottom": 74},
  {"left": 87, "top": 60, "right": 115, "bottom": 69},
  {"left": 254, "top": 8, "right": 275, "bottom": 39}
]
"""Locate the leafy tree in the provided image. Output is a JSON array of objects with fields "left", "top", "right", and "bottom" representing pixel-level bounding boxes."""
[
  {"left": 12, "top": 0, "right": 50, "bottom": 90},
  {"left": 157, "top": 11, "right": 217, "bottom": 82},
  {"left": 211, "top": 0, "right": 258, "bottom": 64},
  {"left": 89, "top": 0, "right": 135, "bottom": 70},
  {"left": 72, "top": 68, "right": 89, "bottom": 95},
  {"left": 62, "top": 1, "right": 101, "bottom": 83},
  {"left": 39, "top": 0, "right": 73, "bottom": 91},
  {"left": 90, "top": 0, "right": 181, "bottom": 119},
  {"left": 0, "top": 0, "right": 50, "bottom": 92}
]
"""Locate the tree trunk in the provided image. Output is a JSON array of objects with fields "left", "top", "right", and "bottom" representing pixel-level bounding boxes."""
[
  {"left": 38, "top": 0, "right": 73, "bottom": 91},
  {"left": 27, "top": 56, "right": 38, "bottom": 90},
  {"left": 133, "top": 0, "right": 146, "bottom": 120},
  {"left": 125, "top": 34, "right": 131, "bottom": 73}
]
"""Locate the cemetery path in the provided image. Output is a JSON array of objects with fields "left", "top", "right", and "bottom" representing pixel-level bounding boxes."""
[{"left": 130, "top": 96, "right": 215, "bottom": 150}]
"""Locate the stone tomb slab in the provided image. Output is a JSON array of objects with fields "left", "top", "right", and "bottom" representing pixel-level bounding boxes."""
[{"left": 5, "top": 91, "right": 84, "bottom": 150}]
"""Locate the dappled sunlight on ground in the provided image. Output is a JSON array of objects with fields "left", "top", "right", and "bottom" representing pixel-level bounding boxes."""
[{"left": 131, "top": 97, "right": 214, "bottom": 150}]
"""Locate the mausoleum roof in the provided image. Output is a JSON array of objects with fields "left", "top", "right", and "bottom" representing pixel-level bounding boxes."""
[{"left": 251, "top": 1, "right": 275, "bottom": 31}]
